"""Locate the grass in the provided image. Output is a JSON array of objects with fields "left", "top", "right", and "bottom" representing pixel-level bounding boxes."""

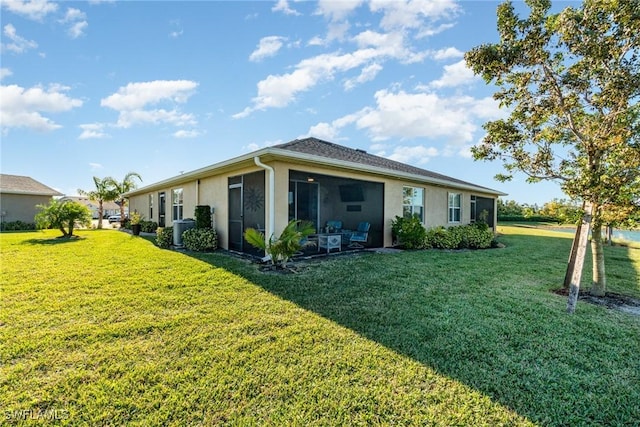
[{"left": 1, "top": 227, "right": 639, "bottom": 426}]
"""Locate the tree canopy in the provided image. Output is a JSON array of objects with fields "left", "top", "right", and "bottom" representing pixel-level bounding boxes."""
[
  {"left": 35, "top": 200, "right": 91, "bottom": 238},
  {"left": 465, "top": 0, "right": 639, "bottom": 298}
]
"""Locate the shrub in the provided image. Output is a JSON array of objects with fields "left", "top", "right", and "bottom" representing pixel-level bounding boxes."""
[
  {"left": 425, "top": 226, "right": 460, "bottom": 249},
  {"left": 140, "top": 220, "right": 158, "bottom": 233},
  {"left": 391, "top": 215, "right": 427, "bottom": 249},
  {"left": 156, "top": 227, "right": 173, "bottom": 249},
  {"left": 424, "top": 224, "right": 494, "bottom": 250},
  {"left": 195, "top": 205, "right": 212, "bottom": 229},
  {"left": 182, "top": 228, "right": 218, "bottom": 252},
  {"left": 0, "top": 221, "right": 37, "bottom": 231},
  {"left": 245, "top": 220, "right": 315, "bottom": 268}
]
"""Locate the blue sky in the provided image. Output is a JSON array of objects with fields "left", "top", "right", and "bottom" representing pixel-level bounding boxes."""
[{"left": 1, "top": 0, "right": 568, "bottom": 206}]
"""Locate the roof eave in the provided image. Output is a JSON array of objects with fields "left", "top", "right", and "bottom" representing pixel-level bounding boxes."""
[{"left": 124, "top": 146, "right": 506, "bottom": 197}]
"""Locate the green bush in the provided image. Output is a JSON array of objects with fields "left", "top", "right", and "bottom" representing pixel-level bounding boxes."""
[
  {"left": 0, "top": 221, "right": 37, "bottom": 231},
  {"left": 425, "top": 226, "right": 461, "bottom": 249},
  {"left": 195, "top": 205, "right": 212, "bottom": 229},
  {"left": 141, "top": 220, "right": 158, "bottom": 233},
  {"left": 424, "top": 224, "right": 494, "bottom": 250},
  {"left": 156, "top": 227, "right": 173, "bottom": 249},
  {"left": 182, "top": 228, "right": 218, "bottom": 252},
  {"left": 391, "top": 215, "right": 427, "bottom": 249}
]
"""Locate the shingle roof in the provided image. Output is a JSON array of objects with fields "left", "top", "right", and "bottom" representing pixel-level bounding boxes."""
[
  {"left": 0, "top": 174, "right": 62, "bottom": 196},
  {"left": 274, "top": 137, "right": 499, "bottom": 192}
]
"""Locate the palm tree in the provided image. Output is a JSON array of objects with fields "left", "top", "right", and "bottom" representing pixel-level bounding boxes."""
[
  {"left": 106, "top": 172, "right": 142, "bottom": 226},
  {"left": 78, "top": 176, "right": 117, "bottom": 229}
]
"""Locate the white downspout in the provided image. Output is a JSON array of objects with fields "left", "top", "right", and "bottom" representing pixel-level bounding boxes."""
[{"left": 254, "top": 156, "right": 275, "bottom": 240}]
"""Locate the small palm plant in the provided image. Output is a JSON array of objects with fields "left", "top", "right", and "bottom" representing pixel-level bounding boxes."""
[{"left": 244, "top": 219, "right": 316, "bottom": 269}]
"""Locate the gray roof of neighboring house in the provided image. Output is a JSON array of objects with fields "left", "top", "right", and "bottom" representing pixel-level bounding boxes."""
[
  {"left": 60, "top": 196, "right": 121, "bottom": 210},
  {"left": 125, "top": 137, "right": 505, "bottom": 196},
  {"left": 0, "top": 174, "right": 62, "bottom": 196}
]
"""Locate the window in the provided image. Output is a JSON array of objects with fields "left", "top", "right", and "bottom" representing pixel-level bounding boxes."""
[
  {"left": 172, "top": 188, "right": 183, "bottom": 221},
  {"left": 403, "top": 186, "right": 424, "bottom": 222},
  {"left": 448, "top": 193, "right": 461, "bottom": 223},
  {"left": 149, "top": 194, "right": 154, "bottom": 221},
  {"left": 470, "top": 195, "right": 476, "bottom": 223}
]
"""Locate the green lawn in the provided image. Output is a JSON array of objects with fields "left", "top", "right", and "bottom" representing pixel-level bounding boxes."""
[{"left": 1, "top": 227, "right": 638, "bottom": 426}]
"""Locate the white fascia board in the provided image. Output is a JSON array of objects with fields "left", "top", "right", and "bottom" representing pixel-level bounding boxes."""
[{"left": 124, "top": 146, "right": 506, "bottom": 197}]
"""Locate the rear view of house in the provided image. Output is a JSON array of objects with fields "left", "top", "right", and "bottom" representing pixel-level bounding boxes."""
[
  {"left": 0, "top": 174, "right": 62, "bottom": 226},
  {"left": 126, "top": 138, "right": 506, "bottom": 253}
]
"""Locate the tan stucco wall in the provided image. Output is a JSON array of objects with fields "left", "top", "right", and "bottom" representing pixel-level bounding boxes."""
[
  {"left": 0, "top": 194, "right": 53, "bottom": 223},
  {"left": 127, "top": 159, "right": 498, "bottom": 249}
]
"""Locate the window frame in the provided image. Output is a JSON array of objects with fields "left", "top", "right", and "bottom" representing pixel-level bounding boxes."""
[
  {"left": 402, "top": 186, "right": 425, "bottom": 223},
  {"left": 448, "top": 192, "right": 461, "bottom": 223},
  {"left": 470, "top": 195, "right": 476, "bottom": 223},
  {"left": 172, "top": 188, "right": 183, "bottom": 221}
]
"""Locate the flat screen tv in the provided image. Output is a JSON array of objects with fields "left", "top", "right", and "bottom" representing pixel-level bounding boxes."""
[{"left": 339, "top": 184, "right": 364, "bottom": 202}]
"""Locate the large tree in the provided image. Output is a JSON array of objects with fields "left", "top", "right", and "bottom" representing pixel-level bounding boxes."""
[
  {"left": 78, "top": 176, "right": 117, "bottom": 229},
  {"left": 465, "top": 0, "right": 640, "bottom": 306},
  {"left": 106, "top": 172, "right": 142, "bottom": 226}
]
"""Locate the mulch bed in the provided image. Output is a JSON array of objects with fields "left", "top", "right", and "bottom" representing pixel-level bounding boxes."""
[{"left": 553, "top": 288, "right": 640, "bottom": 315}]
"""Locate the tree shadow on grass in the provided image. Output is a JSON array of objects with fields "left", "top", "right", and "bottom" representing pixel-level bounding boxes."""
[
  {"left": 187, "top": 233, "right": 640, "bottom": 426},
  {"left": 22, "top": 236, "right": 84, "bottom": 245}
]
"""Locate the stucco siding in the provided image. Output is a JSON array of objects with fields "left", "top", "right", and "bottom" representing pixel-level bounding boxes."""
[
  {"left": 126, "top": 158, "right": 498, "bottom": 250},
  {"left": 0, "top": 194, "right": 53, "bottom": 223}
]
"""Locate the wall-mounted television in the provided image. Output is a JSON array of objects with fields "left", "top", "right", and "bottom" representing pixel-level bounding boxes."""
[{"left": 339, "top": 184, "right": 365, "bottom": 202}]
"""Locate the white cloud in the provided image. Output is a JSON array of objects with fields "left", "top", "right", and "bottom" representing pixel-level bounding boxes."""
[
  {"left": 67, "top": 20, "right": 88, "bottom": 39},
  {"left": 1, "top": 24, "right": 38, "bottom": 53},
  {"left": 433, "top": 47, "right": 464, "bottom": 60},
  {"left": 249, "top": 36, "right": 286, "bottom": 62},
  {"left": 236, "top": 29, "right": 426, "bottom": 117},
  {"left": 79, "top": 123, "right": 108, "bottom": 139},
  {"left": 0, "top": 0, "right": 58, "bottom": 21},
  {"left": 370, "top": 0, "right": 459, "bottom": 31},
  {"left": 387, "top": 145, "right": 439, "bottom": 165},
  {"left": 115, "top": 109, "right": 196, "bottom": 129},
  {"left": 101, "top": 80, "right": 198, "bottom": 129},
  {"left": 60, "top": 8, "right": 88, "bottom": 38},
  {"left": 311, "top": 0, "right": 364, "bottom": 45},
  {"left": 173, "top": 129, "right": 201, "bottom": 138},
  {"left": 303, "top": 113, "right": 360, "bottom": 141},
  {"left": 272, "top": 0, "right": 300, "bottom": 16},
  {"left": 0, "top": 68, "right": 12, "bottom": 80},
  {"left": 354, "top": 89, "right": 475, "bottom": 143},
  {"left": 315, "top": 0, "right": 363, "bottom": 21},
  {"left": 344, "top": 62, "right": 382, "bottom": 91},
  {"left": 89, "top": 162, "right": 103, "bottom": 170},
  {"left": 430, "top": 59, "right": 479, "bottom": 88},
  {"left": 101, "top": 80, "right": 196, "bottom": 110},
  {"left": 242, "top": 139, "right": 281, "bottom": 152},
  {"left": 0, "top": 83, "right": 83, "bottom": 132}
]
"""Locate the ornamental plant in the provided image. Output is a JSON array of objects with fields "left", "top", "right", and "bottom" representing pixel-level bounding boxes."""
[
  {"left": 182, "top": 228, "right": 218, "bottom": 252},
  {"left": 156, "top": 227, "right": 173, "bottom": 249}
]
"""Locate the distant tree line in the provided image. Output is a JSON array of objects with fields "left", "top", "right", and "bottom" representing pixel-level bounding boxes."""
[{"left": 498, "top": 198, "right": 639, "bottom": 230}]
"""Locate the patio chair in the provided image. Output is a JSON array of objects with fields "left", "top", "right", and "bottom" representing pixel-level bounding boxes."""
[{"left": 348, "top": 222, "right": 370, "bottom": 248}]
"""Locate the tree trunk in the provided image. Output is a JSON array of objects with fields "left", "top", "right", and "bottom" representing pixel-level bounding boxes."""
[
  {"left": 563, "top": 218, "right": 583, "bottom": 289},
  {"left": 590, "top": 222, "right": 607, "bottom": 297},
  {"left": 566, "top": 203, "right": 593, "bottom": 314},
  {"left": 97, "top": 200, "right": 104, "bottom": 229}
]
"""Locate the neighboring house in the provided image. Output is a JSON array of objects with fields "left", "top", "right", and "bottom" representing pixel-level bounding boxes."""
[
  {"left": 0, "top": 174, "right": 62, "bottom": 224},
  {"left": 125, "top": 138, "right": 507, "bottom": 252},
  {"left": 59, "top": 196, "right": 123, "bottom": 219}
]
